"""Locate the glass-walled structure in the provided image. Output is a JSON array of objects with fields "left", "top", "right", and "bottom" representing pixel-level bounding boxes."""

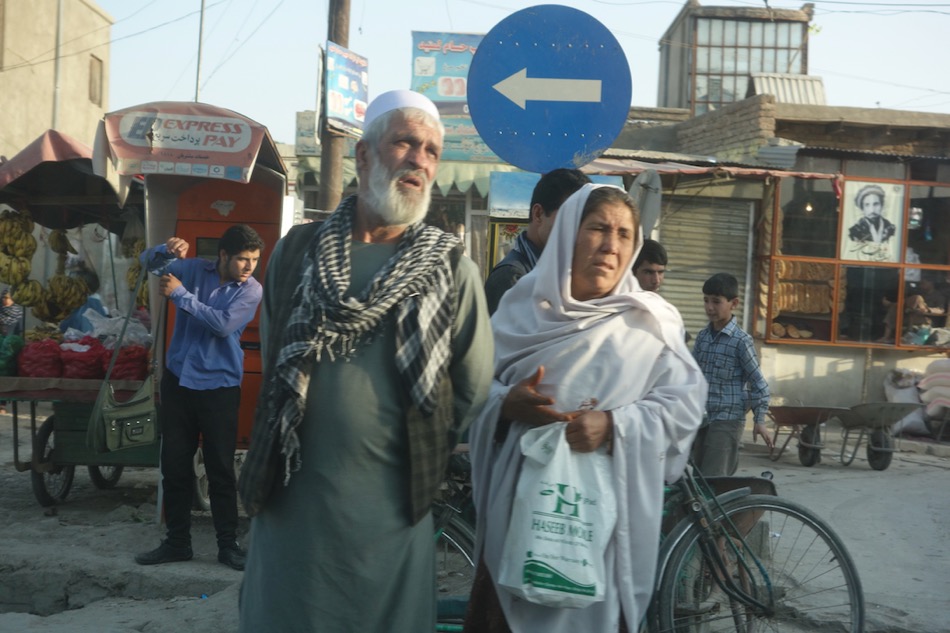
[{"left": 658, "top": 2, "right": 813, "bottom": 115}]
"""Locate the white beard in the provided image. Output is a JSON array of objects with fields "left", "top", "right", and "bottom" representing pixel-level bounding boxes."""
[{"left": 361, "top": 152, "right": 432, "bottom": 226}]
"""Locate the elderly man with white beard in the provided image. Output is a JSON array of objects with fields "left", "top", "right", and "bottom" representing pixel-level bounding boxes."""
[{"left": 237, "top": 90, "right": 494, "bottom": 633}]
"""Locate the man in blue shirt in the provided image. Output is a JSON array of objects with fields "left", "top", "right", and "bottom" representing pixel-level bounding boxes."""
[
  {"left": 135, "top": 224, "right": 264, "bottom": 571},
  {"left": 692, "top": 272, "right": 772, "bottom": 476}
]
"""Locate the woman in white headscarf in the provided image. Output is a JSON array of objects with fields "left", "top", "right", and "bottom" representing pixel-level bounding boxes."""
[{"left": 465, "top": 183, "right": 707, "bottom": 633}]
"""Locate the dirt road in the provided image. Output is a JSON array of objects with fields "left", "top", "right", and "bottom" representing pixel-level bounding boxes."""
[{"left": 0, "top": 407, "right": 245, "bottom": 633}]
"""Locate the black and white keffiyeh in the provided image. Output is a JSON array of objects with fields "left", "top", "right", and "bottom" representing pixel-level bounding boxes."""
[
  {"left": 0, "top": 303, "right": 22, "bottom": 336},
  {"left": 262, "top": 195, "right": 460, "bottom": 484}
]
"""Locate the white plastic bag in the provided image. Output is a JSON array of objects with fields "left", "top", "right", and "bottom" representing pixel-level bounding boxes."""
[{"left": 497, "top": 422, "right": 617, "bottom": 608}]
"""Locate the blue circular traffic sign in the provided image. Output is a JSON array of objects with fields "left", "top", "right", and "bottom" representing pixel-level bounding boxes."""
[{"left": 467, "top": 5, "right": 632, "bottom": 173}]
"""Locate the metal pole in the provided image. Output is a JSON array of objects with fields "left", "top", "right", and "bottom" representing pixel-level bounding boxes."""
[
  {"left": 52, "top": 0, "right": 64, "bottom": 128},
  {"left": 195, "top": 0, "right": 206, "bottom": 101}
]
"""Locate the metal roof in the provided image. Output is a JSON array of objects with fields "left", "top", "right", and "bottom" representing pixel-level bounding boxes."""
[{"left": 747, "top": 73, "right": 827, "bottom": 106}]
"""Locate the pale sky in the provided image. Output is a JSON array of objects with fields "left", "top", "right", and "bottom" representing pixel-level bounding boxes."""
[{"left": 95, "top": 0, "right": 950, "bottom": 144}]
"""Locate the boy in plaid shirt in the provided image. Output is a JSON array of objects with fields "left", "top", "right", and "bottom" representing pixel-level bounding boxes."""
[{"left": 692, "top": 273, "right": 772, "bottom": 475}]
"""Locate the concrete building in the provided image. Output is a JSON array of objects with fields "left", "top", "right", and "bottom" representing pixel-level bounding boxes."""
[{"left": 0, "top": 0, "right": 112, "bottom": 158}]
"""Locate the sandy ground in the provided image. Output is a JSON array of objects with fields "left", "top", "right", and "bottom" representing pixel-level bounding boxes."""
[{"left": 0, "top": 407, "right": 246, "bottom": 633}]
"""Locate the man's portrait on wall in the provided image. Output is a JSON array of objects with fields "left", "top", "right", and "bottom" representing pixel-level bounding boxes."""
[{"left": 840, "top": 181, "right": 904, "bottom": 263}]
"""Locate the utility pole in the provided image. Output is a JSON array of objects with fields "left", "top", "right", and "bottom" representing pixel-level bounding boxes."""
[
  {"left": 52, "top": 0, "right": 64, "bottom": 129},
  {"left": 317, "top": 0, "right": 350, "bottom": 212},
  {"left": 195, "top": 0, "right": 206, "bottom": 101}
]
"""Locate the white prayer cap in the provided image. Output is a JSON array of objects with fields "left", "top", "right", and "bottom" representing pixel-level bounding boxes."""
[{"left": 363, "top": 90, "right": 440, "bottom": 129}]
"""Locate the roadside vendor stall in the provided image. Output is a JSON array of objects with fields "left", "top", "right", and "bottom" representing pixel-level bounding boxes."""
[
  {"left": 0, "top": 128, "right": 153, "bottom": 505},
  {"left": 1, "top": 102, "right": 286, "bottom": 508}
]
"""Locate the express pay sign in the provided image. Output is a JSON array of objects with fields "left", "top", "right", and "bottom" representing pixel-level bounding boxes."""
[{"left": 468, "top": 5, "right": 632, "bottom": 173}]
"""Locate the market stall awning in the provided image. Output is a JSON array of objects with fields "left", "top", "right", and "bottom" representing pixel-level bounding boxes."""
[
  {"left": 0, "top": 129, "right": 137, "bottom": 231},
  {"left": 93, "top": 101, "right": 286, "bottom": 203}
]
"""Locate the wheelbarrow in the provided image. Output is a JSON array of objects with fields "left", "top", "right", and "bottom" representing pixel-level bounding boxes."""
[
  {"left": 836, "top": 402, "right": 924, "bottom": 471},
  {"left": 766, "top": 405, "right": 850, "bottom": 467}
]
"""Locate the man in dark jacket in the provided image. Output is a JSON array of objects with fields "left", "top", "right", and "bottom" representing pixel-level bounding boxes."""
[{"left": 483, "top": 168, "right": 590, "bottom": 314}]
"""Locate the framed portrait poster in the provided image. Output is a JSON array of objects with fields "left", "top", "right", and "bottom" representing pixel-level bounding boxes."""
[{"left": 839, "top": 180, "right": 904, "bottom": 263}]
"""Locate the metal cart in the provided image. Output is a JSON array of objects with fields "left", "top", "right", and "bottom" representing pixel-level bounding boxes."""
[{"left": 5, "top": 377, "right": 159, "bottom": 506}]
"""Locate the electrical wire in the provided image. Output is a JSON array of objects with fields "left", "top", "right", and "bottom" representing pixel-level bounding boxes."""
[{"left": 200, "top": 0, "right": 287, "bottom": 90}]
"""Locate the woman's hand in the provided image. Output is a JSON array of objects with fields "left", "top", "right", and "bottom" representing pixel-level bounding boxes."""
[
  {"left": 565, "top": 410, "right": 613, "bottom": 453},
  {"left": 501, "top": 366, "right": 572, "bottom": 427}
]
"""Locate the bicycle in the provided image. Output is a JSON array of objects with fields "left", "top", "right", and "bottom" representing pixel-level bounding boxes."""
[
  {"left": 433, "top": 447, "right": 477, "bottom": 602},
  {"left": 647, "top": 465, "right": 864, "bottom": 633}
]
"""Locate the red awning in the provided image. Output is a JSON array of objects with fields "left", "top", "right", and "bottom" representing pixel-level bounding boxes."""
[{"left": 0, "top": 129, "right": 135, "bottom": 231}]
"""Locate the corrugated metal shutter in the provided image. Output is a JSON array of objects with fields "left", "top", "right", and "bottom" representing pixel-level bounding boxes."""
[{"left": 655, "top": 197, "right": 753, "bottom": 339}]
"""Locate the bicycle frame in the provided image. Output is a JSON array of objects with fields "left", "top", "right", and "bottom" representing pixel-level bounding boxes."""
[{"left": 655, "top": 467, "right": 778, "bottom": 619}]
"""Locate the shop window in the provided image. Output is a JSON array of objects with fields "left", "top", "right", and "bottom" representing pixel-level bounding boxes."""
[
  {"left": 776, "top": 176, "right": 838, "bottom": 258},
  {"left": 89, "top": 55, "right": 103, "bottom": 106},
  {"left": 906, "top": 186, "right": 950, "bottom": 266},
  {"left": 763, "top": 172, "right": 950, "bottom": 349},
  {"left": 769, "top": 259, "right": 837, "bottom": 342}
]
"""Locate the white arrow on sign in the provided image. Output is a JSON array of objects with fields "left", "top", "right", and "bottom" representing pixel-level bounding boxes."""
[{"left": 493, "top": 68, "right": 602, "bottom": 110}]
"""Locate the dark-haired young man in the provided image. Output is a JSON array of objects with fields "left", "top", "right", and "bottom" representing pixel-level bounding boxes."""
[
  {"left": 484, "top": 168, "right": 591, "bottom": 314},
  {"left": 135, "top": 223, "right": 265, "bottom": 571},
  {"left": 633, "top": 238, "right": 668, "bottom": 292}
]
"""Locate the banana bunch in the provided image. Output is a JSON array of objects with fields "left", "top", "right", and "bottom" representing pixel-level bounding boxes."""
[
  {"left": 121, "top": 237, "right": 146, "bottom": 259},
  {"left": 31, "top": 274, "right": 86, "bottom": 323},
  {"left": 48, "top": 229, "right": 77, "bottom": 255},
  {"left": 126, "top": 244, "right": 149, "bottom": 310},
  {"left": 24, "top": 325, "right": 63, "bottom": 342},
  {"left": 127, "top": 262, "right": 150, "bottom": 308},
  {"left": 0, "top": 253, "right": 32, "bottom": 285},
  {"left": 0, "top": 209, "right": 35, "bottom": 285},
  {"left": 46, "top": 273, "right": 87, "bottom": 321},
  {"left": 7, "top": 231, "right": 37, "bottom": 259},
  {"left": 0, "top": 208, "right": 34, "bottom": 240},
  {"left": 11, "top": 279, "right": 45, "bottom": 307}
]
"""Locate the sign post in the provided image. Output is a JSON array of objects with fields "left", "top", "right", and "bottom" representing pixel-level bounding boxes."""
[{"left": 467, "top": 5, "right": 632, "bottom": 173}]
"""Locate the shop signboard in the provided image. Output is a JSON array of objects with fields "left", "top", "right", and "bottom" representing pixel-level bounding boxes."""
[
  {"left": 325, "top": 41, "right": 369, "bottom": 138},
  {"left": 411, "top": 31, "right": 498, "bottom": 163},
  {"left": 97, "top": 101, "right": 270, "bottom": 183}
]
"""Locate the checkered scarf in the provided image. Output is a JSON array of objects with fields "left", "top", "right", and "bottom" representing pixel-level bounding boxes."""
[
  {"left": 261, "top": 195, "right": 460, "bottom": 485},
  {"left": 0, "top": 304, "right": 22, "bottom": 336}
]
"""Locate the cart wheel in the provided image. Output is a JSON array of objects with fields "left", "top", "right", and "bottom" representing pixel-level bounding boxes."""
[
  {"left": 798, "top": 425, "right": 822, "bottom": 467},
  {"left": 87, "top": 465, "right": 124, "bottom": 489},
  {"left": 193, "top": 448, "right": 211, "bottom": 511},
  {"left": 866, "top": 429, "right": 893, "bottom": 471},
  {"left": 30, "top": 416, "right": 75, "bottom": 507}
]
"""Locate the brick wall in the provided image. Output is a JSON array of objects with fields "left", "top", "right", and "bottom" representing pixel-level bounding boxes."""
[{"left": 676, "top": 94, "right": 777, "bottom": 163}]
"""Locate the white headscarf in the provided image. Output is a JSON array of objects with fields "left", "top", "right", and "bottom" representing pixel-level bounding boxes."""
[{"left": 492, "top": 182, "right": 693, "bottom": 398}]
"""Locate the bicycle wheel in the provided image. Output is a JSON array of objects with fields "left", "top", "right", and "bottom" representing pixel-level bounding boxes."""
[
  {"left": 435, "top": 513, "right": 476, "bottom": 598},
  {"left": 655, "top": 494, "right": 863, "bottom": 633}
]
